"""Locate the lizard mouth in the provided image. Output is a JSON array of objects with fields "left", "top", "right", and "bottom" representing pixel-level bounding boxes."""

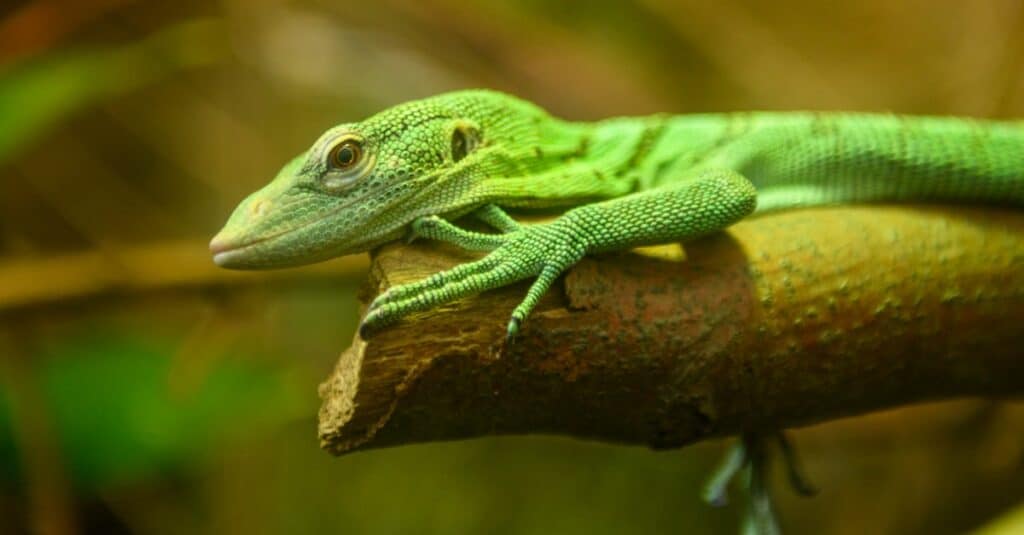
[
  {"left": 210, "top": 172, "right": 446, "bottom": 268},
  {"left": 209, "top": 204, "right": 395, "bottom": 269},
  {"left": 209, "top": 234, "right": 274, "bottom": 268},
  {"left": 208, "top": 207, "right": 317, "bottom": 268},
  {"left": 209, "top": 195, "right": 355, "bottom": 268}
]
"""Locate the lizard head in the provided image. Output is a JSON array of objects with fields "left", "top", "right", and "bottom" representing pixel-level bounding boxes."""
[{"left": 210, "top": 89, "right": 549, "bottom": 269}]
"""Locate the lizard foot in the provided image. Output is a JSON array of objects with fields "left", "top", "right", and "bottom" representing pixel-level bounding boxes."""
[
  {"left": 703, "top": 432, "right": 816, "bottom": 535},
  {"left": 359, "top": 216, "right": 585, "bottom": 340}
]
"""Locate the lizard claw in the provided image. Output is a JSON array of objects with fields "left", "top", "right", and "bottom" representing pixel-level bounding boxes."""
[
  {"left": 703, "top": 440, "right": 748, "bottom": 507},
  {"left": 777, "top": 432, "right": 818, "bottom": 497},
  {"left": 359, "top": 291, "right": 395, "bottom": 339},
  {"left": 357, "top": 315, "right": 373, "bottom": 339},
  {"left": 358, "top": 306, "right": 384, "bottom": 339},
  {"left": 505, "top": 317, "right": 520, "bottom": 343}
]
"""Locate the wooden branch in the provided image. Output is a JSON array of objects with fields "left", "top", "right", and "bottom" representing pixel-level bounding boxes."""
[
  {"left": 318, "top": 206, "right": 1024, "bottom": 455},
  {"left": 0, "top": 239, "right": 368, "bottom": 312}
]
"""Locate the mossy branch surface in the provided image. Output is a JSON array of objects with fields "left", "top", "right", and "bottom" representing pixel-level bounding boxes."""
[{"left": 318, "top": 205, "right": 1024, "bottom": 455}]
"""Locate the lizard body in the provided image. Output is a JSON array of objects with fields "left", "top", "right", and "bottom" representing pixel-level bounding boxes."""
[{"left": 211, "top": 90, "right": 1024, "bottom": 337}]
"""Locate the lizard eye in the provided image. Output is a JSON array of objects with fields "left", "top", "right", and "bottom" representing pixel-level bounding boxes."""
[
  {"left": 328, "top": 139, "right": 362, "bottom": 170},
  {"left": 321, "top": 135, "right": 373, "bottom": 192}
]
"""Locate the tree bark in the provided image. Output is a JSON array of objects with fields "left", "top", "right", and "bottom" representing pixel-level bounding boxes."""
[{"left": 318, "top": 205, "right": 1024, "bottom": 455}]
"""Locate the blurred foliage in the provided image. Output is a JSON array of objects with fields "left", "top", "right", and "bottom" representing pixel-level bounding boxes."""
[
  {"left": 975, "top": 502, "right": 1024, "bottom": 535},
  {"left": 0, "top": 0, "right": 1021, "bottom": 534},
  {"left": 0, "top": 333, "right": 303, "bottom": 489},
  {"left": 0, "top": 18, "right": 225, "bottom": 163}
]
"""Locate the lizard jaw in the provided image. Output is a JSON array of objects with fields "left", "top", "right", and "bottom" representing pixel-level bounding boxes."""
[
  {"left": 209, "top": 219, "right": 400, "bottom": 269},
  {"left": 209, "top": 234, "right": 271, "bottom": 268}
]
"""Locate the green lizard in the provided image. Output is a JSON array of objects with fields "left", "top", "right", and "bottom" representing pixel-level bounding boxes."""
[
  {"left": 210, "top": 89, "right": 1022, "bottom": 533},
  {"left": 210, "top": 89, "right": 1023, "bottom": 338}
]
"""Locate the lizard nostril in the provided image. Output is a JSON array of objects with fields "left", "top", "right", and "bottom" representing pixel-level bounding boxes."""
[{"left": 251, "top": 199, "right": 272, "bottom": 217}]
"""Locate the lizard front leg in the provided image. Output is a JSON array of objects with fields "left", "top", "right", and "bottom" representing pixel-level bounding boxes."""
[
  {"left": 360, "top": 168, "right": 757, "bottom": 339},
  {"left": 360, "top": 205, "right": 526, "bottom": 324},
  {"left": 401, "top": 204, "right": 522, "bottom": 250},
  {"left": 360, "top": 204, "right": 586, "bottom": 339}
]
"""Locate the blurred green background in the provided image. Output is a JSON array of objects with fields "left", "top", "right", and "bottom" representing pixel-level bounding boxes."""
[{"left": 0, "top": 1, "right": 1022, "bottom": 534}]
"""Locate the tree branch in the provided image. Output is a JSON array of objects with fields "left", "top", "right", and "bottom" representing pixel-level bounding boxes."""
[
  {"left": 318, "top": 206, "right": 1024, "bottom": 455},
  {"left": 0, "top": 239, "right": 367, "bottom": 313}
]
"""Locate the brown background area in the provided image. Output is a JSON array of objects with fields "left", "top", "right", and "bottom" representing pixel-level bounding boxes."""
[{"left": 1, "top": 1, "right": 1022, "bottom": 534}]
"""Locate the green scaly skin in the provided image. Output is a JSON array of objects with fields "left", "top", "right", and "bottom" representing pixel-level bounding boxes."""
[
  {"left": 210, "top": 89, "right": 1023, "bottom": 533},
  {"left": 211, "top": 89, "right": 1024, "bottom": 338}
]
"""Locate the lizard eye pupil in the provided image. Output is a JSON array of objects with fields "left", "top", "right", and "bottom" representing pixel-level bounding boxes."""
[{"left": 329, "top": 141, "right": 361, "bottom": 169}]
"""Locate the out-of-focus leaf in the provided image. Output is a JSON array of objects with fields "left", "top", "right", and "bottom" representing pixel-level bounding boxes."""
[
  {"left": 0, "top": 333, "right": 305, "bottom": 490},
  {"left": 974, "top": 502, "right": 1024, "bottom": 535},
  {"left": 0, "top": 18, "right": 226, "bottom": 163},
  {"left": 0, "top": 394, "right": 17, "bottom": 487}
]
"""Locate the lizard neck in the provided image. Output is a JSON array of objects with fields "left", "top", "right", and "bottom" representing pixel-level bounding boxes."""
[{"left": 467, "top": 115, "right": 673, "bottom": 209}]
